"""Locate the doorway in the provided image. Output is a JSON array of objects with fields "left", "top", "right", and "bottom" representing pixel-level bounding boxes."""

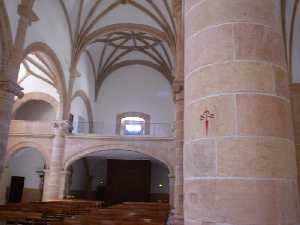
[{"left": 8, "top": 176, "right": 25, "bottom": 203}]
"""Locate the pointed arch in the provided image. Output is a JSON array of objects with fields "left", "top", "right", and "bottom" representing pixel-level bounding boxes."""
[
  {"left": 22, "top": 42, "right": 68, "bottom": 119},
  {"left": 71, "top": 90, "right": 94, "bottom": 133}
]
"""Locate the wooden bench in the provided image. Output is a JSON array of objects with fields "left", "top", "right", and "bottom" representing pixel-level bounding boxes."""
[{"left": 0, "top": 200, "right": 102, "bottom": 225}]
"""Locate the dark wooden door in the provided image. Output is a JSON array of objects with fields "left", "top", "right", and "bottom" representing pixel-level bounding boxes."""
[
  {"left": 105, "top": 160, "right": 151, "bottom": 206},
  {"left": 8, "top": 176, "right": 25, "bottom": 203}
]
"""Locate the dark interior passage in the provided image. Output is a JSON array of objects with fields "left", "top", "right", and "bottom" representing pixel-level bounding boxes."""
[{"left": 66, "top": 150, "right": 170, "bottom": 205}]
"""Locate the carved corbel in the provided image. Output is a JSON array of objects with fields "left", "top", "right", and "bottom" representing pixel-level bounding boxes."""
[
  {"left": 18, "top": 0, "right": 39, "bottom": 25},
  {"left": 0, "top": 80, "right": 24, "bottom": 98}
]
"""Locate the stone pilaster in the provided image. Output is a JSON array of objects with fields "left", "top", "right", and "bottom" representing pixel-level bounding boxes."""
[
  {"left": 169, "top": 174, "right": 175, "bottom": 208},
  {"left": 173, "top": 2, "right": 184, "bottom": 224},
  {"left": 43, "top": 121, "right": 69, "bottom": 201},
  {"left": 173, "top": 80, "right": 184, "bottom": 225},
  {"left": 185, "top": 1, "right": 299, "bottom": 225},
  {"left": 59, "top": 170, "right": 71, "bottom": 199}
]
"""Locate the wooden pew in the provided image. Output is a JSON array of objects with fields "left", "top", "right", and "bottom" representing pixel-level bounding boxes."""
[
  {"left": 0, "top": 200, "right": 101, "bottom": 225},
  {"left": 80, "top": 202, "right": 170, "bottom": 225}
]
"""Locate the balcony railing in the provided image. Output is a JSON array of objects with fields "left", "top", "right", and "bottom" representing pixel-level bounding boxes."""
[
  {"left": 73, "top": 121, "right": 175, "bottom": 137},
  {"left": 9, "top": 120, "right": 53, "bottom": 135},
  {"left": 9, "top": 120, "right": 176, "bottom": 138}
]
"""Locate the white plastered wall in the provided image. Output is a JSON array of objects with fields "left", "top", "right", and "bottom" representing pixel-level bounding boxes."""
[
  {"left": 94, "top": 65, "right": 175, "bottom": 135},
  {"left": 7, "top": 148, "right": 45, "bottom": 189}
]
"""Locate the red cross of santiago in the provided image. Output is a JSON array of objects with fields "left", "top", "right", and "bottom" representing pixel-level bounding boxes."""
[{"left": 200, "top": 110, "right": 215, "bottom": 136}]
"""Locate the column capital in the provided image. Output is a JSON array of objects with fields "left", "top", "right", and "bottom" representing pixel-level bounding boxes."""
[
  {"left": 69, "top": 67, "right": 81, "bottom": 78},
  {"left": 173, "top": 80, "right": 184, "bottom": 102},
  {"left": 52, "top": 120, "right": 70, "bottom": 135},
  {"left": 0, "top": 80, "right": 24, "bottom": 98},
  {"left": 172, "top": 79, "right": 184, "bottom": 94},
  {"left": 18, "top": 0, "right": 39, "bottom": 25}
]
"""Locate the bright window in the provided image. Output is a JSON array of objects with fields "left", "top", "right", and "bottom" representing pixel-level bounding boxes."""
[{"left": 121, "top": 116, "right": 145, "bottom": 135}]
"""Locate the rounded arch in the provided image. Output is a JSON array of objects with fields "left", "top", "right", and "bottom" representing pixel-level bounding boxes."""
[
  {"left": 12, "top": 92, "right": 59, "bottom": 119},
  {"left": 5, "top": 142, "right": 50, "bottom": 169},
  {"left": 64, "top": 144, "right": 174, "bottom": 176},
  {"left": 71, "top": 90, "right": 94, "bottom": 133},
  {"left": 22, "top": 42, "right": 68, "bottom": 120}
]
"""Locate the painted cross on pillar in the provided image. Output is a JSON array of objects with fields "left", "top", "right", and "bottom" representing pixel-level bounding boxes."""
[{"left": 200, "top": 110, "right": 215, "bottom": 136}]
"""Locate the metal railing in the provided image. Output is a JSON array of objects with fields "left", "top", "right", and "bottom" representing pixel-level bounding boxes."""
[
  {"left": 72, "top": 121, "right": 175, "bottom": 137},
  {"left": 9, "top": 120, "right": 176, "bottom": 138}
]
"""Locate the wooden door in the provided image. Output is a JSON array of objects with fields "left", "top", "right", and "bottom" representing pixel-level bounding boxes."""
[{"left": 105, "top": 160, "right": 150, "bottom": 205}]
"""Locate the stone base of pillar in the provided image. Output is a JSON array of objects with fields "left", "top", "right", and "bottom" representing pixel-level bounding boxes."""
[{"left": 173, "top": 215, "right": 184, "bottom": 225}]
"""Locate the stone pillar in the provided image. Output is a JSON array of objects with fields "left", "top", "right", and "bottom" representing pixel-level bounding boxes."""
[
  {"left": 0, "top": 0, "right": 37, "bottom": 177},
  {"left": 173, "top": 81, "right": 184, "bottom": 225},
  {"left": 184, "top": 1, "right": 299, "bottom": 225},
  {"left": 290, "top": 84, "right": 300, "bottom": 195},
  {"left": 0, "top": 167, "right": 9, "bottom": 204},
  {"left": 0, "top": 81, "right": 23, "bottom": 168},
  {"left": 42, "top": 169, "right": 49, "bottom": 201},
  {"left": 173, "top": 1, "right": 184, "bottom": 224},
  {"left": 58, "top": 170, "right": 71, "bottom": 199},
  {"left": 169, "top": 174, "right": 175, "bottom": 208},
  {"left": 43, "top": 121, "right": 69, "bottom": 201}
]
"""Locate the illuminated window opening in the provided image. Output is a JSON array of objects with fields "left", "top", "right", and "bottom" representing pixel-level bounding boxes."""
[{"left": 121, "top": 116, "right": 145, "bottom": 135}]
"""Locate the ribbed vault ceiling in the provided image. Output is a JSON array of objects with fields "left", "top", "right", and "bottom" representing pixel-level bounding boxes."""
[{"left": 58, "top": 0, "right": 178, "bottom": 99}]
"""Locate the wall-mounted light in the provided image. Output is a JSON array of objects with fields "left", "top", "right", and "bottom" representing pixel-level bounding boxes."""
[{"left": 158, "top": 184, "right": 164, "bottom": 188}]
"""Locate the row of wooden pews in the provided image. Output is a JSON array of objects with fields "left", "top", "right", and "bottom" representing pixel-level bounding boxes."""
[
  {"left": 0, "top": 201, "right": 169, "bottom": 225},
  {"left": 0, "top": 200, "right": 102, "bottom": 225},
  {"left": 64, "top": 202, "right": 170, "bottom": 225}
]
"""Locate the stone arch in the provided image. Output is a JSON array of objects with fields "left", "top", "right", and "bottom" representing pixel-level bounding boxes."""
[
  {"left": 4, "top": 141, "right": 50, "bottom": 169},
  {"left": 12, "top": 92, "right": 59, "bottom": 119},
  {"left": 71, "top": 90, "right": 94, "bottom": 133},
  {"left": 64, "top": 144, "right": 174, "bottom": 176},
  {"left": 73, "top": 23, "right": 175, "bottom": 69},
  {"left": 95, "top": 60, "right": 173, "bottom": 99},
  {"left": 83, "top": 23, "right": 173, "bottom": 53},
  {"left": 22, "top": 42, "right": 68, "bottom": 120}
]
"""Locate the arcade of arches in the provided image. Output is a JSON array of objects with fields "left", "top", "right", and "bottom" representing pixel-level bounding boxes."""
[{"left": 1, "top": 1, "right": 300, "bottom": 225}]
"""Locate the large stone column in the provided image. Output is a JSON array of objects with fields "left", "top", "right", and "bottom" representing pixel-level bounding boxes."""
[
  {"left": 184, "top": 1, "right": 299, "bottom": 225},
  {"left": 43, "top": 121, "right": 69, "bottom": 201},
  {"left": 0, "top": 81, "right": 23, "bottom": 165},
  {"left": 0, "top": 0, "right": 37, "bottom": 177},
  {"left": 290, "top": 84, "right": 300, "bottom": 195}
]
